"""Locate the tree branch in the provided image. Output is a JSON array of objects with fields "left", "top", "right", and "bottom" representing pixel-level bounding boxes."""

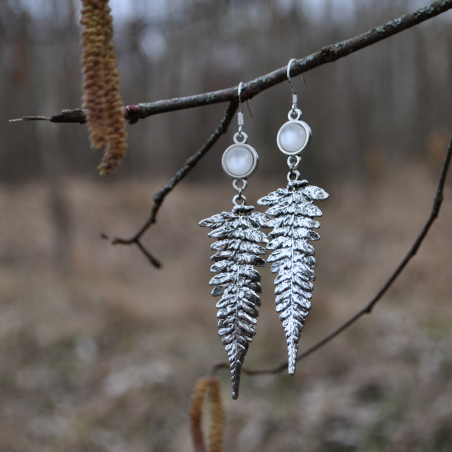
[
  {"left": 100, "top": 102, "right": 238, "bottom": 267},
  {"left": 11, "top": 0, "right": 452, "bottom": 270},
  {"left": 209, "top": 134, "right": 452, "bottom": 378},
  {"left": 10, "top": 0, "right": 452, "bottom": 124}
]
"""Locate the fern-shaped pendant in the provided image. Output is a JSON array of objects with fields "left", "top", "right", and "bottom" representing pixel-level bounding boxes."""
[
  {"left": 258, "top": 179, "right": 328, "bottom": 374},
  {"left": 200, "top": 204, "right": 268, "bottom": 399}
]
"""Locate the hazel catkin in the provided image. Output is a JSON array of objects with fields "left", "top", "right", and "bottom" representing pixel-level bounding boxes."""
[{"left": 80, "top": 0, "right": 127, "bottom": 175}]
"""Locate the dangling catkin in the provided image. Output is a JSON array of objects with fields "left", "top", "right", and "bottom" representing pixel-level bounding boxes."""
[
  {"left": 189, "top": 378, "right": 209, "bottom": 452},
  {"left": 97, "top": 1, "right": 127, "bottom": 175},
  {"left": 80, "top": 0, "right": 108, "bottom": 150},
  {"left": 80, "top": 0, "right": 128, "bottom": 175},
  {"left": 208, "top": 378, "right": 225, "bottom": 452},
  {"left": 189, "top": 377, "right": 225, "bottom": 452}
]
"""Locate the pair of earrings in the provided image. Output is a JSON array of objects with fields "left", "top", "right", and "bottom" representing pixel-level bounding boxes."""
[{"left": 200, "top": 60, "right": 329, "bottom": 400}]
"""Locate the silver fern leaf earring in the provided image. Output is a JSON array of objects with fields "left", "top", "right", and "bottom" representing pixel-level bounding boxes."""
[
  {"left": 200, "top": 83, "right": 269, "bottom": 400},
  {"left": 257, "top": 60, "right": 329, "bottom": 375}
]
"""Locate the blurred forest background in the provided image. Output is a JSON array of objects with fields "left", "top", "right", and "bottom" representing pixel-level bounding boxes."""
[{"left": 1, "top": 0, "right": 452, "bottom": 451}]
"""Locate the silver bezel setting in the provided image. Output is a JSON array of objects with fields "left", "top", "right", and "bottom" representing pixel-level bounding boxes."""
[
  {"left": 277, "top": 120, "right": 312, "bottom": 156},
  {"left": 222, "top": 141, "right": 259, "bottom": 179}
]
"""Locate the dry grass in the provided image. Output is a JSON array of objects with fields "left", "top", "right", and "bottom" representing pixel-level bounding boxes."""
[{"left": 0, "top": 162, "right": 451, "bottom": 452}]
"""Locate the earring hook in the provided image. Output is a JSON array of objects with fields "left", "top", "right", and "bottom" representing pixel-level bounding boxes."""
[
  {"left": 287, "top": 58, "right": 312, "bottom": 97},
  {"left": 287, "top": 58, "right": 298, "bottom": 96},
  {"left": 286, "top": 59, "right": 312, "bottom": 116},
  {"left": 287, "top": 60, "right": 298, "bottom": 113},
  {"left": 237, "top": 82, "right": 244, "bottom": 136}
]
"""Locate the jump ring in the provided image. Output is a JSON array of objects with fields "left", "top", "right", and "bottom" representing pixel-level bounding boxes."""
[
  {"left": 233, "top": 194, "right": 247, "bottom": 206},
  {"left": 233, "top": 179, "right": 248, "bottom": 191},
  {"left": 233, "top": 132, "right": 248, "bottom": 144},
  {"left": 287, "top": 170, "right": 300, "bottom": 184},
  {"left": 288, "top": 108, "right": 302, "bottom": 121},
  {"left": 287, "top": 155, "right": 301, "bottom": 168}
]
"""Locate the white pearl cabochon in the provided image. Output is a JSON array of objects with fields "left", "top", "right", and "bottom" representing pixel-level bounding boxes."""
[
  {"left": 278, "top": 122, "right": 308, "bottom": 154},
  {"left": 224, "top": 146, "right": 255, "bottom": 177}
]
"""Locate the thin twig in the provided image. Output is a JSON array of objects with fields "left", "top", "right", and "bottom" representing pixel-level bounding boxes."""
[
  {"left": 189, "top": 378, "right": 210, "bottom": 452},
  {"left": 10, "top": 109, "right": 88, "bottom": 123},
  {"left": 9, "top": 0, "right": 452, "bottom": 124},
  {"left": 100, "top": 102, "right": 238, "bottom": 267},
  {"left": 209, "top": 136, "right": 452, "bottom": 377},
  {"left": 9, "top": 116, "right": 52, "bottom": 122}
]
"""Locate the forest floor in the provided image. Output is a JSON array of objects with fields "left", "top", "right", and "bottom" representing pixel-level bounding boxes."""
[{"left": 0, "top": 162, "right": 451, "bottom": 452}]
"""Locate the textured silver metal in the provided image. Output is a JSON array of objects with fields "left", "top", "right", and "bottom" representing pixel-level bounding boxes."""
[
  {"left": 258, "top": 180, "right": 329, "bottom": 375},
  {"left": 222, "top": 141, "right": 259, "bottom": 179},
  {"left": 237, "top": 112, "right": 244, "bottom": 127},
  {"left": 200, "top": 203, "right": 269, "bottom": 399},
  {"left": 277, "top": 119, "right": 312, "bottom": 156}
]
